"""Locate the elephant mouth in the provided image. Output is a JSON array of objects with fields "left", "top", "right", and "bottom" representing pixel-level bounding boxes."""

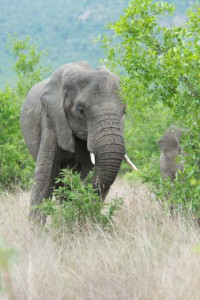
[{"left": 75, "top": 129, "right": 88, "bottom": 140}]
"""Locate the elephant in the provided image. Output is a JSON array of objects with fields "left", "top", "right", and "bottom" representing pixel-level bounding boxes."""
[
  {"left": 158, "top": 125, "right": 183, "bottom": 180},
  {"left": 20, "top": 61, "right": 137, "bottom": 223}
]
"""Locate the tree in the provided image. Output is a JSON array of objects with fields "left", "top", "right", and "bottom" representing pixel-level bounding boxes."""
[
  {"left": 0, "top": 36, "right": 47, "bottom": 190},
  {"left": 101, "top": 0, "right": 200, "bottom": 216}
]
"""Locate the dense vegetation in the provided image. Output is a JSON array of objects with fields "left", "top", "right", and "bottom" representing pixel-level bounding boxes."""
[
  {"left": 0, "top": 37, "right": 46, "bottom": 190},
  {"left": 37, "top": 169, "right": 122, "bottom": 232},
  {"left": 0, "top": 0, "right": 195, "bottom": 86},
  {"left": 102, "top": 0, "right": 200, "bottom": 215}
]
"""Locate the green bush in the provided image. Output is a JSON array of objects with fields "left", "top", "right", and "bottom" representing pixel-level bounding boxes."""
[
  {"left": 101, "top": 0, "right": 200, "bottom": 217},
  {"left": 37, "top": 169, "right": 123, "bottom": 232},
  {"left": 8, "top": 35, "right": 48, "bottom": 98},
  {"left": 0, "top": 86, "right": 33, "bottom": 189},
  {"left": 122, "top": 102, "right": 174, "bottom": 180},
  {"left": 0, "top": 36, "right": 47, "bottom": 190}
]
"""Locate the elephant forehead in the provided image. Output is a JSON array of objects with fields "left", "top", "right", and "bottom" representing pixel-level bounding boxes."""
[
  {"left": 63, "top": 73, "right": 91, "bottom": 88},
  {"left": 76, "top": 90, "right": 121, "bottom": 113},
  {"left": 92, "top": 74, "right": 119, "bottom": 91}
]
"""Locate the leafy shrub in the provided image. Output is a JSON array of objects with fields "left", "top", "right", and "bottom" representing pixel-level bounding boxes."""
[
  {"left": 0, "top": 36, "right": 47, "bottom": 190},
  {"left": 0, "top": 86, "right": 33, "bottom": 189},
  {"left": 8, "top": 35, "right": 48, "bottom": 97},
  {"left": 38, "top": 169, "right": 123, "bottom": 231},
  {"left": 122, "top": 102, "right": 174, "bottom": 180},
  {"left": 100, "top": 0, "right": 200, "bottom": 217}
]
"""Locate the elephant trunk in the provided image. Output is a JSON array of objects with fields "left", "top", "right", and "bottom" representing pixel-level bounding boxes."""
[{"left": 90, "top": 117, "right": 125, "bottom": 197}]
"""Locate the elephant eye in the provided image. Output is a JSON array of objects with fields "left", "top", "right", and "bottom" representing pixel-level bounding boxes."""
[
  {"left": 77, "top": 105, "right": 84, "bottom": 114},
  {"left": 123, "top": 104, "right": 127, "bottom": 114}
]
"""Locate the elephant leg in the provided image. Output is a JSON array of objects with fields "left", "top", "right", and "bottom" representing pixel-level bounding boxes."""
[{"left": 29, "top": 129, "right": 59, "bottom": 225}]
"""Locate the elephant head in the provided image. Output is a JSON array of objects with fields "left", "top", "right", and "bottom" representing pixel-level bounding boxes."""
[
  {"left": 158, "top": 125, "right": 183, "bottom": 180},
  {"left": 20, "top": 61, "right": 137, "bottom": 221}
]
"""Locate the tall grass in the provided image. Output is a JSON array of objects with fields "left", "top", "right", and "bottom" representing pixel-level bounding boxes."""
[{"left": 0, "top": 180, "right": 200, "bottom": 299}]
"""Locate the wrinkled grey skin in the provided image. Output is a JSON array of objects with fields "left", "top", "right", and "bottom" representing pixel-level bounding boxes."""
[
  {"left": 20, "top": 62, "right": 125, "bottom": 223},
  {"left": 158, "top": 126, "right": 182, "bottom": 180}
]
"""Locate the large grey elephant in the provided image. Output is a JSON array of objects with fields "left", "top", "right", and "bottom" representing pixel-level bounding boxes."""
[
  {"left": 158, "top": 125, "right": 183, "bottom": 180},
  {"left": 20, "top": 61, "right": 137, "bottom": 223}
]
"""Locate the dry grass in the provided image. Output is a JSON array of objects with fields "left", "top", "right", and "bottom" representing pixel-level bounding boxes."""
[{"left": 1, "top": 179, "right": 200, "bottom": 300}]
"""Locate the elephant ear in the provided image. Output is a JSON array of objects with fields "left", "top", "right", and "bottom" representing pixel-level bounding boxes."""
[{"left": 41, "top": 65, "right": 75, "bottom": 153}]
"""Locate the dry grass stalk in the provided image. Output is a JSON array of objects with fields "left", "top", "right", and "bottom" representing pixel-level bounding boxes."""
[{"left": 0, "top": 180, "right": 200, "bottom": 299}]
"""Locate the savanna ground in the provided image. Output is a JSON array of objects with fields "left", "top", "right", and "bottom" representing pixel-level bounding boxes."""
[{"left": 1, "top": 179, "right": 200, "bottom": 300}]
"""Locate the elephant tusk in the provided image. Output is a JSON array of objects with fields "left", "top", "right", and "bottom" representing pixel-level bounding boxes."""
[
  {"left": 90, "top": 153, "right": 95, "bottom": 165},
  {"left": 124, "top": 154, "right": 138, "bottom": 171}
]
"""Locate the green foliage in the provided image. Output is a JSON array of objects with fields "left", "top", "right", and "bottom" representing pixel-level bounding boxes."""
[
  {"left": 0, "top": 86, "right": 25, "bottom": 188},
  {"left": 122, "top": 102, "right": 174, "bottom": 180},
  {"left": 38, "top": 169, "right": 123, "bottom": 231},
  {"left": 0, "top": 36, "right": 46, "bottom": 190},
  {"left": 7, "top": 35, "right": 48, "bottom": 97},
  {"left": 101, "top": 0, "right": 200, "bottom": 216}
]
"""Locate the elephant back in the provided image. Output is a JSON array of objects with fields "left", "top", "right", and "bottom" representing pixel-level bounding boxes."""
[{"left": 20, "top": 79, "right": 48, "bottom": 160}]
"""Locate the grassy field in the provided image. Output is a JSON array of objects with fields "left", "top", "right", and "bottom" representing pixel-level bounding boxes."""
[{"left": 0, "top": 180, "right": 200, "bottom": 299}]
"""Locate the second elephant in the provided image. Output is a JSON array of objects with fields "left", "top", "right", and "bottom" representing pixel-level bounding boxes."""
[{"left": 158, "top": 125, "right": 183, "bottom": 180}]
